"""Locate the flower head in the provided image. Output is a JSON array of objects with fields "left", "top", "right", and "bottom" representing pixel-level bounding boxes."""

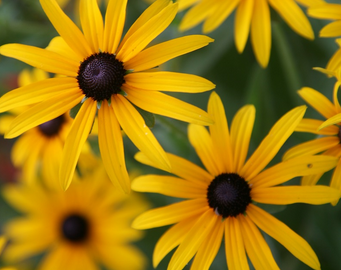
[
  {"left": 178, "top": 0, "right": 321, "bottom": 68},
  {"left": 132, "top": 92, "right": 340, "bottom": 270},
  {"left": 0, "top": 0, "right": 215, "bottom": 193}
]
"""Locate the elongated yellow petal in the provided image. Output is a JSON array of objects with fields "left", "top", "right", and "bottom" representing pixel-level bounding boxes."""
[
  {"left": 207, "top": 91, "right": 234, "bottom": 173},
  {"left": 103, "top": 0, "right": 127, "bottom": 53},
  {"left": 5, "top": 89, "right": 83, "bottom": 138},
  {"left": 319, "top": 112, "right": 341, "bottom": 130},
  {"left": 330, "top": 158, "right": 341, "bottom": 205},
  {"left": 117, "top": 2, "right": 177, "bottom": 62},
  {"left": 250, "top": 155, "right": 338, "bottom": 188},
  {"left": 0, "top": 236, "right": 6, "bottom": 254},
  {"left": 225, "top": 217, "right": 250, "bottom": 270},
  {"left": 248, "top": 204, "right": 320, "bottom": 269},
  {"left": 296, "top": 118, "right": 338, "bottom": 135},
  {"left": 269, "top": 0, "right": 314, "bottom": 39},
  {"left": 60, "top": 98, "right": 97, "bottom": 190},
  {"left": 241, "top": 106, "right": 306, "bottom": 180},
  {"left": 239, "top": 214, "right": 280, "bottom": 270},
  {"left": 282, "top": 137, "right": 339, "bottom": 160},
  {"left": 79, "top": 0, "right": 103, "bottom": 52},
  {"left": 235, "top": 0, "right": 253, "bottom": 53},
  {"left": 11, "top": 133, "right": 32, "bottom": 166},
  {"left": 250, "top": 0, "right": 271, "bottom": 68},
  {"left": 308, "top": 4, "right": 341, "bottom": 20},
  {"left": 231, "top": 105, "right": 255, "bottom": 172},
  {"left": 252, "top": 186, "right": 341, "bottom": 204},
  {"left": 320, "top": 20, "right": 341, "bottom": 38},
  {"left": 203, "top": 0, "right": 239, "bottom": 33},
  {"left": 135, "top": 152, "right": 212, "bottom": 185},
  {"left": 132, "top": 198, "right": 208, "bottom": 229},
  {"left": 0, "top": 78, "right": 78, "bottom": 113},
  {"left": 188, "top": 124, "right": 221, "bottom": 176},
  {"left": 40, "top": 0, "right": 92, "bottom": 58},
  {"left": 190, "top": 216, "right": 224, "bottom": 270},
  {"left": 153, "top": 217, "right": 198, "bottom": 268},
  {"left": 301, "top": 173, "right": 323, "bottom": 186},
  {"left": 0, "top": 44, "right": 78, "bottom": 76},
  {"left": 125, "top": 72, "right": 215, "bottom": 93},
  {"left": 124, "top": 35, "right": 214, "bottom": 72},
  {"left": 333, "top": 81, "right": 341, "bottom": 112},
  {"left": 98, "top": 100, "right": 130, "bottom": 193},
  {"left": 112, "top": 94, "right": 170, "bottom": 171},
  {"left": 298, "top": 87, "right": 337, "bottom": 119},
  {"left": 296, "top": 0, "right": 324, "bottom": 7},
  {"left": 124, "top": 88, "right": 213, "bottom": 125},
  {"left": 132, "top": 175, "right": 206, "bottom": 198},
  {"left": 22, "top": 138, "right": 44, "bottom": 185},
  {"left": 327, "top": 47, "right": 341, "bottom": 72},
  {"left": 46, "top": 36, "right": 79, "bottom": 62},
  {"left": 168, "top": 210, "right": 217, "bottom": 270}
]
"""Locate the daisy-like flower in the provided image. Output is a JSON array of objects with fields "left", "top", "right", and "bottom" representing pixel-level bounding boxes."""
[
  {"left": 0, "top": 68, "right": 74, "bottom": 188},
  {"left": 132, "top": 91, "right": 340, "bottom": 270},
  {"left": 0, "top": 0, "right": 215, "bottom": 193},
  {"left": 177, "top": 0, "right": 323, "bottom": 68},
  {"left": 2, "top": 161, "right": 149, "bottom": 270},
  {"left": 283, "top": 82, "right": 341, "bottom": 205}
]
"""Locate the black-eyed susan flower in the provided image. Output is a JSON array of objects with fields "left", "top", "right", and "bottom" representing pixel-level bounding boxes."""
[
  {"left": 132, "top": 91, "right": 340, "bottom": 270},
  {"left": 2, "top": 161, "right": 149, "bottom": 270},
  {"left": 178, "top": 0, "right": 322, "bottom": 68},
  {"left": 283, "top": 83, "right": 341, "bottom": 205},
  {"left": 0, "top": 0, "right": 215, "bottom": 193}
]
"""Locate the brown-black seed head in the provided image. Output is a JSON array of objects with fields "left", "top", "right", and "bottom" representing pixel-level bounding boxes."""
[
  {"left": 77, "top": 52, "right": 126, "bottom": 101},
  {"left": 61, "top": 214, "right": 89, "bottom": 243},
  {"left": 38, "top": 115, "right": 65, "bottom": 137}
]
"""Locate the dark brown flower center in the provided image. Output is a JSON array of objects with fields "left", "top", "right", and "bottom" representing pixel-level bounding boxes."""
[
  {"left": 77, "top": 52, "right": 126, "bottom": 101},
  {"left": 61, "top": 214, "right": 89, "bottom": 243},
  {"left": 38, "top": 115, "right": 65, "bottom": 137},
  {"left": 338, "top": 126, "right": 341, "bottom": 143},
  {"left": 207, "top": 173, "right": 251, "bottom": 218}
]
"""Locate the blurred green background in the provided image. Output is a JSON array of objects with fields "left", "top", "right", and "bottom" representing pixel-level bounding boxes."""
[{"left": 0, "top": 0, "right": 341, "bottom": 269}]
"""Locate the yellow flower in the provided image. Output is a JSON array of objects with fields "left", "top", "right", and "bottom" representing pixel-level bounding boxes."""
[
  {"left": 0, "top": 0, "right": 215, "bottom": 193},
  {"left": 132, "top": 91, "right": 340, "bottom": 270},
  {"left": 0, "top": 237, "right": 15, "bottom": 270},
  {"left": 283, "top": 83, "right": 341, "bottom": 205},
  {"left": 178, "top": 0, "right": 322, "bottom": 68},
  {"left": 2, "top": 162, "right": 149, "bottom": 270}
]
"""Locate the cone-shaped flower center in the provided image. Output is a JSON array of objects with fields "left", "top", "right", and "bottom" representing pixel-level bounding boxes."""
[
  {"left": 38, "top": 115, "right": 65, "bottom": 137},
  {"left": 207, "top": 173, "right": 251, "bottom": 218},
  {"left": 77, "top": 52, "right": 126, "bottom": 101},
  {"left": 61, "top": 214, "right": 89, "bottom": 242},
  {"left": 338, "top": 126, "right": 341, "bottom": 143}
]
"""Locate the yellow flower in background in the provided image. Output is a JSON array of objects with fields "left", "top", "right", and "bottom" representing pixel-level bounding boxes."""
[
  {"left": 283, "top": 83, "right": 341, "bottom": 205},
  {"left": 0, "top": 237, "right": 15, "bottom": 270},
  {"left": 132, "top": 92, "right": 340, "bottom": 270},
  {"left": 178, "top": 0, "right": 322, "bottom": 68},
  {"left": 2, "top": 161, "right": 149, "bottom": 270},
  {"left": 0, "top": 68, "right": 74, "bottom": 188},
  {"left": 0, "top": 0, "right": 215, "bottom": 193}
]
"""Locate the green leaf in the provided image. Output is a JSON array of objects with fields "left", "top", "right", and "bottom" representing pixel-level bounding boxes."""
[{"left": 69, "top": 102, "right": 82, "bottom": 119}]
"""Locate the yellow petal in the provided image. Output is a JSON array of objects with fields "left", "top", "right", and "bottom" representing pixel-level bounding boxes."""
[
  {"left": 207, "top": 91, "right": 234, "bottom": 173},
  {"left": 132, "top": 198, "right": 208, "bottom": 229},
  {"left": 0, "top": 236, "right": 6, "bottom": 254},
  {"left": 250, "top": 0, "right": 271, "bottom": 68},
  {"left": 177, "top": 0, "right": 200, "bottom": 11},
  {"left": 117, "top": 2, "right": 177, "bottom": 62},
  {"left": 11, "top": 133, "right": 35, "bottom": 166},
  {"left": 320, "top": 20, "right": 341, "bottom": 37},
  {"left": 241, "top": 106, "right": 306, "bottom": 180},
  {"left": 103, "top": 0, "right": 127, "bottom": 53},
  {"left": 225, "top": 217, "right": 250, "bottom": 270},
  {"left": 98, "top": 100, "right": 130, "bottom": 193},
  {"left": 231, "top": 105, "right": 255, "bottom": 172},
  {"left": 326, "top": 47, "right": 341, "bottom": 72},
  {"left": 234, "top": 0, "right": 253, "bottom": 53},
  {"left": 308, "top": 3, "right": 341, "bottom": 20},
  {"left": 60, "top": 98, "right": 97, "bottom": 190},
  {"left": 301, "top": 173, "right": 323, "bottom": 186},
  {"left": 39, "top": 0, "right": 92, "bottom": 58},
  {"left": 168, "top": 210, "right": 217, "bottom": 270},
  {"left": 239, "top": 214, "right": 280, "bottom": 270},
  {"left": 247, "top": 204, "right": 320, "bottom": 270},
  {"left": 298, "top": 87, "right": 337, "bottom": 119},
  {"left": 46, "top": 36, "right": 79, "bottom": 62},
  {"left": 0, "top": 78, "right": 78, "bottom": 113},
  {"left": 0, "top": 44, "right": 78, "bottom": 76},
  {"left": 124, "top": 35, "right": 214, "bottom": 72},
  {"left": 112, "top": 94, "right": 170, "bottom": 171},
  {"left": 319, "top": 112, "right": 341, "bottom": 130},
  {"left": 333, "top": 81, "right": 341, "bottom": 112},
  {"left": 124, "top": 88, "right": 213, "bottom": 125},
  {"left": 330, "top": 158, "right": 341, "bottom": 205},
  {"left": 79, "top": 0, "right": 104, "bottom": 52},
  {"left": 269, "top": 0, "right": 314, "bottom": 39},
  {"left": 251, "top": 186, "right": 341, "bottom": 204},
  {"left": 250, "top": 155, "right": 338, "bottom": 188},
  {"left": 132, "top": 175, "right": 206, "bottom": 198},
  {"left": 296, "top": 118, "right": 338, "bottom": 135},
  {"left": 5, "top": 89, "right": 83, "bottom": 138},
  {"left": 125, "top": 71, "right": 215, "bottom": 93},
  {"left": 0, "top": 115, "right": 15, "bottom": 134},
  {"left": 296, "top": 0, "right": 324, "bottom": 7}
]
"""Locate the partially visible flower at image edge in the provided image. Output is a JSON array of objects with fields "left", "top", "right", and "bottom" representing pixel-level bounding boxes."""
[
  {"left": 177, "top": 0, "right": 323, "bottom": 68},
  {"left": 0, "top": 0, "right": 215, "bottom": 193},
  {"left": 132, "top": 91, "right": 340, "bottom": 270}
]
